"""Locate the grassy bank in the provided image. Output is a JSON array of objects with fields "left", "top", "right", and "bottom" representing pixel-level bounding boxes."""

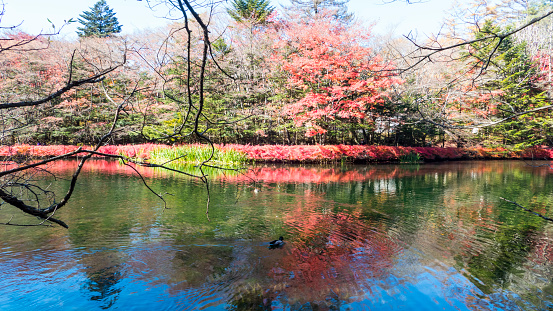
[{"left": 148, "top": 145, "right": 250, "bottom": 166}]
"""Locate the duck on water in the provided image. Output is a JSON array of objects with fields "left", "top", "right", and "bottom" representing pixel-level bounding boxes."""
[{"left": 269, "top": 236, "right": 285, "bottom": 249}]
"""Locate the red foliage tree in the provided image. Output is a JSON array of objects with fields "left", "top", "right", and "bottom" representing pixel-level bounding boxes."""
[{"left": 270, "top": 12, "right": 402, "bottom": 138}]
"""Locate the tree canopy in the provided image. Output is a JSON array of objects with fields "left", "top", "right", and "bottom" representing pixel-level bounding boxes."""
[
  {"left": 284, "top": 0, "right": 352, "bottom": 21},
  {"left": 2, "top": 0, "right": 553, "bottom": 229},
  {"left": 227, "top": 0, "right": 275, "bottom": 24},
  {"left": 77, "top": 0, "right": 122, "bottom": 37}
]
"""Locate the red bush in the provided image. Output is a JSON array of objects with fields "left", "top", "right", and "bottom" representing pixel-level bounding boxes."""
[{"left": 1, "top": 144, "right": 551, "bottom": 163}]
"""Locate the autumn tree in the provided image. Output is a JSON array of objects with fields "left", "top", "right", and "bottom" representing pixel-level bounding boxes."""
[
  {"left": 0, "top": 29, "right": 127, "bottom": 227},
  {"left": 466, "top": 21, "right": 552, "bottom": 148},
  {"left": 0, "top": 0, "right": 225, "bottom": 227},
  {"left": 77, "top": 0, "right": 122, "bottom": 37},
  {"left": 201, "top": 17, "right": 278, "bottom": 144},
  {"left": 270, "top": 13, "right": 401, "bottom": 143},
  {"left": 391, "top": 0, "right": 553, "bottom": 148}
]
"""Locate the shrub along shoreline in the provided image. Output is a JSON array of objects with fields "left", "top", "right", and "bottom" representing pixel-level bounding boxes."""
[{"left": 1, "top": 144, "right": 552, "bottom": 164}]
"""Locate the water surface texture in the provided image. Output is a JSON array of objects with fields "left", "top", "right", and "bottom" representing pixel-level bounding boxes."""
[{"left": 1, "top": 160, "right": 553, "bottom": 310}]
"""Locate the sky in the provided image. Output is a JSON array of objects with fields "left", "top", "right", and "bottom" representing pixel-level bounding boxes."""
[{"left": 0, "top": 0, "right": 455, "bottom": 39}]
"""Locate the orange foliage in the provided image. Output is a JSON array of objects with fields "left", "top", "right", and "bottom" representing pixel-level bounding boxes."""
[{"left": 270, "top": 12, "right": 402, "bottom": 135}]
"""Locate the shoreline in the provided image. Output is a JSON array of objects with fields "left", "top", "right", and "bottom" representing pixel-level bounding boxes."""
[{"left": 1, "top": 144, "right": 551, "bottom": 163}]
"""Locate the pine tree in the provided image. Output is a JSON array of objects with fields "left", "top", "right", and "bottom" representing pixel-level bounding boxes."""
[
  {"left": 77, "top": 0, "right": 122, "bottom": 37},
  {"left": 497, "top": 0, "right": 553, "bottom": 23},
  {"left": 468, "top": 20, "right": 551, "bottom": 148},
  {"left": 227, "top": 0, "right": 274, "bottom": 24},
  {"left": 283, "top": 0, "right": 352, "bottom": 22}
]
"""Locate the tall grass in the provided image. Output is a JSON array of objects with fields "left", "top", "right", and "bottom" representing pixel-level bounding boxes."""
[
  {"left": 148, "top": 144, "right": 250, "bottom": 166},
  {"left": 399, "top": 152, "right": 422, "bottom": 163}
]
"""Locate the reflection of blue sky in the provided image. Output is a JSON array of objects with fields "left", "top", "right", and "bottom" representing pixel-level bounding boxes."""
[
  {"left": 344, "top": 249, "right": 517, "bottom": 311},
  {"left": 0, "top": 242, "right": 533, "bottom": 310},
  {"left": 2, "top": 161, "right": 553, "bottom": 310},
  {"left": 373, "top": 178, "right": 397, "bottom": 194},
  {"left": 341, "top": 248, "right": 520, "bottom": 310}
]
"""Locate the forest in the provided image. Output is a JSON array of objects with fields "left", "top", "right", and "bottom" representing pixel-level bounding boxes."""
[
  {"left": 1, "top": 0, "right": 553, "bottom": 226},
  {"left": 2, "top": 0, "right": 552, "bottom": 150},
  {"left": 2, "top": 2, "right": 553, "bottom": 309}
]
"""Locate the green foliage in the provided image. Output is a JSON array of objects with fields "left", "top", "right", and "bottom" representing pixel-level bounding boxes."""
[
  {"left": 519, "top": 0, "right": 553, "bottom": 21},
  {"left": 212, "top": 38, "right": 231, "bottom": 56},
  {"left": 148, "top": 145, "right": 250, "bottom": 166},
  {"left": 10, "top": 4, "right": 550, "bottom": 149},
  {"left": 77, "top": 0, "right": 122, "bottom": 37},
  {"left": 399, "top": 152, "right": 422, "bottom": 164},
  {"left": 285, "top": 0, "right": 352, "bottom": 21},
  {"left": 469, "top": 20, "right": 552, "bottom": 149},
  {"left": 227, "top": 0, "right": 274, "bottom": 24}
]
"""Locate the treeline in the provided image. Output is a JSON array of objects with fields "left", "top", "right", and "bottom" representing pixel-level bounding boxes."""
[{"left": 2, "top": 0, "right": 553, "bottom": 150}]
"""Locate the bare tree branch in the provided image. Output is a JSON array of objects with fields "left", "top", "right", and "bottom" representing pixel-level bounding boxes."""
[{"left": 500, "top": 197, "right": 553, "bottom": 222}]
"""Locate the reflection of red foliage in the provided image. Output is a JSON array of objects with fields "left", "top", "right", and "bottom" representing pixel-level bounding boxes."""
[
  {"left": 530, "top": 236, "right": 553, "bottom": 265},
  {"left": 25, "top": 159, "right": 163, "bottom": 179},
  {"left": 271, "top": 201, "right": 401, "bottom": 301},
  {"left": 232, "top": 166, "right": 407, "bottom": 184},
  {"left": 6, "top": 157, "right": 552, "bottom": 188}
]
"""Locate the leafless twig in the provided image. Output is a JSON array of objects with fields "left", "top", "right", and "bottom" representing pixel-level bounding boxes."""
[{"left": 500, "top": 197, "right": 553, "bottom": 222}]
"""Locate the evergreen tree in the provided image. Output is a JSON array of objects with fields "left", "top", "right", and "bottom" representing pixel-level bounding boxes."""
[
  {"left": 77, "top": 0, "right": 122, "bottom": 37},
  {"left": 283, "top": 0, "right": 353, "bottom": 22},
  {"left": 497, "top": 0, "right": 553, "bottom": 24},
  {"left": 227, "top": 0, "right": 274, "bottom": 24},
  {"left": 468, "top": 20, "right": 552, "bottom": 148}
]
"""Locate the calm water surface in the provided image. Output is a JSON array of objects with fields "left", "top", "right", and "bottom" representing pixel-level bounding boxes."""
[{"left": 1, "top": 160, "right": 553, "bottom": 310}]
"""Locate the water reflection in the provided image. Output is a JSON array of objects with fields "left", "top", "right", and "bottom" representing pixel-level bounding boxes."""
[
  {"left": 84, "top": 265, "right": 122, "bottom": 309},
  {"left": 0, "top": 160, "right": 552, "bottom": 310}
]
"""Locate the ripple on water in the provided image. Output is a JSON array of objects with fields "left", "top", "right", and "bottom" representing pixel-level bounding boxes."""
[
  {"left": 0, "top": 247, "right": 90, "bottom": 310},
  {"left": 2, "top": 160, "right": 553, "bottom": 310}
]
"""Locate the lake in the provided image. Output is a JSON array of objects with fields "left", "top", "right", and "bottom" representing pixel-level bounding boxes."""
[{"left": 1, "top": 160, "right": 552, "bottom": 310}]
